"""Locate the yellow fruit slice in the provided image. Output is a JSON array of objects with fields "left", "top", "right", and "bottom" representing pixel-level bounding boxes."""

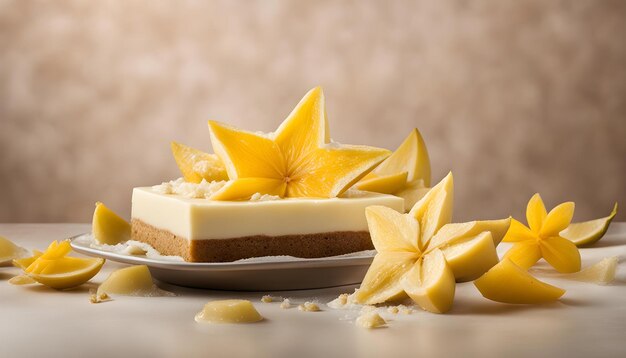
[
  {"left": 561, "top": 257, "right": 618, "bottom": 285},
  {"left": 171, "top": 141, "right": 228, "bottom": 183},
  {"left": 365, "top": 206, "right": 420, "bottom": 253},
  {"left": 526, "top": 193, "right": 548, "bottom": 233},
  {"left": 503, "top": 241, "right": 542, "bottom": 269},
  {"left": 97, "top": 265, "right": 167, "bottom": 297},
  {"left": 0, "top": 236, "right": 29, "bottom": 265},
  {"left": 9, "top": 275, "right": 37, "bottom": 285},
  {"left": 353, "top": 252, "right": 416, "bottom": 305},
  {"left": 27, "top": 257, "right": 105, "bottom": 290},
  {"left": 195, "top": 300, "right": 263, "bottom": 324},
  {"left": 394, "top": 179, "right": 431, "bottom": 211},
  {"left": 474, "top": 258, "right": 565, "bottom": 304},
  {"left": 92, "top": 202, "right": 131, "bottom": 245},
  {"left": 539, "top": 236, "right": 581, "bottom": 273},
  {"left": 409, "top": 172, "right": 454, "bottom": 248},
  {"left": 438, "top": 231, "right": 499, "bottom": 282},
  {"left": 430, "top": 217, "right": 512, "bottom": 248},
  {"left": 357, "top": 172, "right": 408, "bottom": 194},
  {"left": 208, "top": 87, "right": 390, "bottom": 200},
  {"left": 369, "top": 128, "right": 431, "bottom": 186},
  {"left": 402, "top": 249, "right": 455, "bottom": 313},
  {"left": 210, "top": 178, "right": 286, "bottom": 201},
  {"left": 539, "top": 202, "right": 575, "bottom": 238},
  {"left": 560, "top": 203, "right": 618, "bottom": 247}
]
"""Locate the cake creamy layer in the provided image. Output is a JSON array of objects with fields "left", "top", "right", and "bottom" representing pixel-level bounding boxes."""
[
  {"left": 131, "top": 187, "right": 404, "bottom": 262},
  {"left": 132, "top": 187, "right": 404, "bottom": 240}
]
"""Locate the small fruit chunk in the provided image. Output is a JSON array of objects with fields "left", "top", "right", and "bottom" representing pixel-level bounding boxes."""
[
  {"left": 561, "top": 203, "right": 618, "bottom": 247},
  {"left": 97, "top": 265, "right": 167, "bottom": 297},
  {"left": 17, "top": 241, "right": 105, "bottom": 290},
  {"left": 92, "top": 202, "right": 131, "bottom": 245},
  {"left": 195, "top": 300, "right": 263, "bottom": 324},
  {"left": 561, "top": 257, "right": 618, "bottom": 285},
  {"left": 208, "top": 87, "right": 390, "bottom": 200},
  {"left": 0, "top": 236, "right": 29, "bottom": 266},
  {"left": 8, "top": 275, "right": 36, "bottom": 285},
  {"left": 357, "top": 129, "right": 431, "bottom": 210},
  {"left": 171, "top": 141, "right": 228, "bottom": 183},
  {"left": 503, "top": 194, "right": 581, "bottom": 273},
  {"left": 355, "top": 312, "right": 387, "bottom": 329},
  {"left": 474, "top": 259, "right": 565, "bottom": 304}
]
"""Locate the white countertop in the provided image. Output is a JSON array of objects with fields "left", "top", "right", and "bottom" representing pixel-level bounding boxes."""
[{"left": 1, "top": 223, "right": 625, "bottom": 358}]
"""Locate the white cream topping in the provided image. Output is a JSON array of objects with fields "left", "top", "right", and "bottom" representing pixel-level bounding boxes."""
[
  {"left": 132, "top": 186, "right": 404, "bottom": 240},
  {"left": 152, "top": 178, "right": 226, "bottom": 199}
]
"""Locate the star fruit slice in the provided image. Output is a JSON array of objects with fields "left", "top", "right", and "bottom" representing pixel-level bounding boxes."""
[
  {"left": 92, "top": 202, "right": 131, "bottom": 245},
  {"left": 171, "top": 141, "right": 228, "bottom": 183},
  {"left": 21, "top": 240, "right": 105, "bottom": 289},
  {"left": 208, "top": 87, "right": 390, "bottom": 200},
  {"left": 474, "top": 258, "right": 565, "bottom": 304},
  {"left": 394, "top": 179, "right": 431, "bottom": 212},
  {"left": 0, "top": 236, "right": 29, "bottom": 266},
  {"left": 560, "top": 203, "right": 618, "bottom": 247},
  {"left": 357, "top": 171, "right": 409, "bottom": 194}
]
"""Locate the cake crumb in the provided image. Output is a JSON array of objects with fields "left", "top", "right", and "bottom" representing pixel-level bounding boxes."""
[
  {"left": 298, "top": 302, "right": 320, "bottom": 312},
  {"left": 355, "top": 312, "right": 386, "bottom": 329},
  {"left": 360, "top": 305, "right": 377, "bottom": 314},
  {"left": 124, "top": 244, "right": 148, "bottom": 256},
  {"left": 327, "top": 293, "right": 352, "bottom": 309},
  {"left": 397, "top": 305, "right": 413, "bottom": 315},
  {"left": 387, "top": 306, "right": 399, "bottom": 314},
  {"left": 261, "top": 295, "right": 274, "bottom": 303},
  {"left": 280, "top": 298, "right": 291, "bottom": 309},
  {"left": 89, "top": 292, "right": 111, "bottom": 304}
]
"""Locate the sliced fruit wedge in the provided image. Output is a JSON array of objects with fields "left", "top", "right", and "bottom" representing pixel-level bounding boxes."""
[
  {"left": 394, "top": 179, "right": 431, "bottom": 211},
  {"left": 357, "top": 172, "right": 408, "bottom": 194},
  {"left": 92, "top": 202, "right": 131, "bottom": 245},
  {"left": 437, "top": 231, "right": 499, "bottom": 282},
  {"left": 13, "top": 250, "right": 42, "bottom": 270},
  {"left": 26, "top": 257, "right": 105, "bottom": 290},
  {"left": 474, "top": 258, "right": 565, "bottom": 304},
  {"left": 560, "top": 257, "right": 618, "bottom": 285},
  {"left": 560, "top": 203, "right": 618, "bottom": 247},
  {"left": 171, "top": 141, "right": 228, "bottom": 183},
  {"left": 0, "top": 236, "right": 29, "bottom": 266},
  {"left": 430, "top": 217, "right": 512, "bottom": 248},
  {"left": 402, "top": 249, "right": 455, "bottom": 314}
]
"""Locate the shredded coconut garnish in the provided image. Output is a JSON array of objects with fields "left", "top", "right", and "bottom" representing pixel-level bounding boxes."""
[
  {"left": 152, "top": 178, "right": 226, "bottom": 199},
  {"left": 280, "top": 298, "right": 291, "bottom": 309},
  {"left": 250, "top": 193, "right": 281, "bottom": 201},
  {"left": 298, "top": 302, "right": 320, "bottom": 312}
]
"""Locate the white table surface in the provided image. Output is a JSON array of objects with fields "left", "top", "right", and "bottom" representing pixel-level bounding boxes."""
[{"left": 1, "top": 223, "right": 625, "bottom": 358}]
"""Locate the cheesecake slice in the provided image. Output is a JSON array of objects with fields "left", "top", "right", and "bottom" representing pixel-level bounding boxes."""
[{"left": 131, "top": 185, "right": 403, "bottom": 262}]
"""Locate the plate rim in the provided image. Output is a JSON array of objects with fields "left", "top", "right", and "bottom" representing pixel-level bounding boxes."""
[{"left": 69, "top": 233, "right": 375, "bottom": 272}]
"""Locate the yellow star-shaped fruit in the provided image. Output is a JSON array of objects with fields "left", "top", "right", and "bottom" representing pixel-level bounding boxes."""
[
  {"left": 357, "top": 128, "right": 431, "bottom": 210},
  {"left": 502, "top": 193, "right": 581, "bottom": 273},
  {"left": 353, "top": 173, "right": 511, "bottom": 313},
  {"left": 208, "top": 87, "right": 391, "bottom": 200}
]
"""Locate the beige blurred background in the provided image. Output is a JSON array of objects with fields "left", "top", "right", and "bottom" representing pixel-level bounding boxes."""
[{"left": 0, "top": 0, "right": 625, "bottom": 223}]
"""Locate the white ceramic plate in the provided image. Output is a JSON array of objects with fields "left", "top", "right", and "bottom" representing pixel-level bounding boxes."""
[{"left": 70, "top": 233, "right": 375, "bottom": 291}]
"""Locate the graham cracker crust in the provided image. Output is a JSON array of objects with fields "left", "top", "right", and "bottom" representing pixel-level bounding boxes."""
[{"left": 131, "top": 219, "right": 374, "bottom": 263}]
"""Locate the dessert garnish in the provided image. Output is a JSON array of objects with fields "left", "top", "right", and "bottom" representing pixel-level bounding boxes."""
[
  {"left": 473, "top": 258, "right": 565, "bottom": 304},
  {"left": 171, "top": 141, "right": 228, "bottom": 183},
  {"left": 0, "top": 235, "right": 29, "bottom": 265},
  {"left": 92, "top": 202, "right": 130, "bottom": 245},
  {"left": 353, "top": 173, "right": 511, "bottom": 313},
  {"left": 279, "top": 298, "right": 291, "bottom": 309},
  {"left": 561, "top": 203, "right": 618, "bottom": 247},
  {"left": 357, "top": 129, "right": 431, "bottom": 210},
  {"left": 207, "top": 87, "right": 391, "bottom": 200},
  {"left": 13, "top": 240, "right": 104, "bottom": 290},
  {"left": 559, "top": 257, "right": 618, "bottom": 285},
  {"left": 502, "top": 194, "right": 581, "bottom": 273},
  {"left": 97, "top": 265, "right": 172, "bottom": 297},
  {"left": 298, "top": 302, "right": 321, "bottom": 312},
  {"left": 195, "top": 300, "right": 263, "bottom": 324}
]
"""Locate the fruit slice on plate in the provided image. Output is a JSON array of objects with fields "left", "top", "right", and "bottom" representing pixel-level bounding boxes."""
[
  {"left": 474, "top": 258, "right": 565, "bottom": 304},
  {"left": 437, "top": 231, "right": 499, "bottom": 282},
  {"left": 560, "top": 203, "right": 618, "bottom": 247},
  {"left": 357, "top": 172, "right": 408, "bottom": 194},
  {"left": 0, "top": 236, "right": 29, "bottom": 266},
  {"left": 561, "top": 257, "right": 618, "bottom": 285},
  {"left": 171, "top": 141, "right": 228, "bottom": 183},
  {"left": 92, "top": 202, "right": 131, "bottom": 245},
  {"left": 19, "top": 240, "right": 104, "bottom": 290}
]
